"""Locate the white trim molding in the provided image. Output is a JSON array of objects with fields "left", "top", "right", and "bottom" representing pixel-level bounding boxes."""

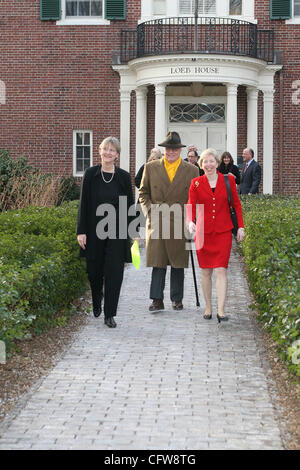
[
  {"left": 73, "top": 130, "right": 93, "bottom": 177},
  {"left": 57, "top": 0, "right": 110, "bottom": 26},
  {"left": 140, "top": 0, "right": 256, "bottom": 24},
  {"left": 286, "top": 0, "right": 300, "bottom": 24}
]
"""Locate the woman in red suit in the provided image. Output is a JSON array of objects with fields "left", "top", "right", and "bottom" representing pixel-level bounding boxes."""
[{"left": 187, "top": 148, "right": 245, "bottom": 322}]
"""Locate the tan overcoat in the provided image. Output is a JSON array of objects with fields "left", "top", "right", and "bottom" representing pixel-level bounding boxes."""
[{"left": 138, "top": 159, "right": 199, "bottom": 268}]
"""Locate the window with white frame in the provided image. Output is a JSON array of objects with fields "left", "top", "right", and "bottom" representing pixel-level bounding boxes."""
[
  {"left": 295, "top": 0, "right": 300, "bottom": 16},
  {"left": 179, "top": 0, "right": 216, "bottom": 15},
  {"left": 73, "top": 131, "right": 93, "bottom": 176},
  {"left": 66, "top": 0, "right": 103, "bottom": 17},
  {"left": 141, "top": 0, "right": 255, "bottom": 22},
  {"left": 153, "top": 0, "right": 166, "bottom": 16},
  {"left": 229, "top": 0, "right": 242, "bottom": 15}
]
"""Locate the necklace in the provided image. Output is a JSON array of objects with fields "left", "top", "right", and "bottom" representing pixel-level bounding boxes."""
[{"left": 101, "top": 167, "right": 115, "bottom": 183}]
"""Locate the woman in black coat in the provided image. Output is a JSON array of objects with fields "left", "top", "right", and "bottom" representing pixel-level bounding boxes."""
[
  {"left": 218, "top": 151, "right": 241, "bottom": 185},
  {"left": 77, "top": 136, "right": 134, "bottom": 328}
]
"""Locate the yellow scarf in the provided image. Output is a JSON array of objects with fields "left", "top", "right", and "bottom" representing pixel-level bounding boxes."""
[{"left": 164, "top": 156, "right": 182, "bottom": 182}]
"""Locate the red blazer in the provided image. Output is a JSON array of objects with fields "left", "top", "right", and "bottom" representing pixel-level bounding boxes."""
[{"left": 187, "top": 173, "right": 244, "bottom": 234}]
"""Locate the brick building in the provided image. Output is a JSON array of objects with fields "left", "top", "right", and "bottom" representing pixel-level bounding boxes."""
[{"left": 0, "top": 0, "right": 300, "bottom": 195}]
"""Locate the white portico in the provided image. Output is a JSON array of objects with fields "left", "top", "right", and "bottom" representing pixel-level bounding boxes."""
[{"left": 113, "top": 55, "right": 281, "bottom": 195}]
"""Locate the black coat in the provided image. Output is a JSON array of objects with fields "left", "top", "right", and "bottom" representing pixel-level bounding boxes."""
[
  {"left": 218, "top": 163, "right": 241, "bottom": 185},
  {"left": 239, "top": 160, "right": 261, "bottom": 194},
  {"left": 77, "top": 164, "right": 134, "bottom": 262},
  {"left": 135, "top": 164, "right": 145, "bottom": 190}
]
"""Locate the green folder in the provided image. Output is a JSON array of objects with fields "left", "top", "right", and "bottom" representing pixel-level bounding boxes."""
[{"left": 131, "top": 240, "right": 141, "bottom": 270}]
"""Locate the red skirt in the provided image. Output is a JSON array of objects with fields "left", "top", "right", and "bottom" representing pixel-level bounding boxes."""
[{"left": 196, "top": 230, "right": 232, "bottom": 269}]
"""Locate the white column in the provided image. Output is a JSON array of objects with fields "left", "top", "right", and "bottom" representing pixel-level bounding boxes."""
[
  {"left": 119, "top": 87, "right": 131, "bottom": 172},
  {"left": 135, "top": 86, "right": 148, "bottom": 180},
  {"left": 226, "top": 83, "right": 238, "bottom": 163},
  {"left": 168, "top": 0, "right": 177, "bottom": 16},
  {"left": 262, "top": 87, "right": 275, "bottom": 195},
  {"left": 141, "top": 0, "right": 152, "bottom": 20},
  {"left": 246, "top": 86, "right": 258, "bottom": 158},
  {"left": 217, "top": 0, "right": 228, "bottom": 17},
  {"left": 154, "top": 83, "right": 167, "bottom": 147}
]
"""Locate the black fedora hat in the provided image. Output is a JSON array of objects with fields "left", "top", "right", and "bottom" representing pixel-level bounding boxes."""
[{"left": 158, "top": 131, "right": 186, "bottom": 148}]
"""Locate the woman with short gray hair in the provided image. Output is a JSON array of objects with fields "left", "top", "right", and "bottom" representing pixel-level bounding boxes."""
[{"left": 77, "top": 136, "right": 134, "bottom": 328}]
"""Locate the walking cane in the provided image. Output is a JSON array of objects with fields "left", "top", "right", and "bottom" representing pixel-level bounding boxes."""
[{"left": 190, "top": 242, "right": 200, "bottom": 307}]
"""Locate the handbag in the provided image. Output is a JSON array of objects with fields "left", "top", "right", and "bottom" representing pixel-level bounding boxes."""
[{"left": 224, "top": 175, "right": 238, "bottom": 236}]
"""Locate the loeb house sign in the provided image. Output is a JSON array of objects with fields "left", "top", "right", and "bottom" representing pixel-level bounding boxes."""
[{"left": 170, "top": 66, "right": 220, "bottom": 75}]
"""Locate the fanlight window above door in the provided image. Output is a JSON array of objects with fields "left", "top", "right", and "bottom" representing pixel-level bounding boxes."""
[{"left": 169, "top": 103, "right": 225, "bottom": 123}]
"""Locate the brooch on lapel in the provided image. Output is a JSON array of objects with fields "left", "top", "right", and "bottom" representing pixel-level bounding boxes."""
[{"left": 195, "top": 181, "right": 199, "bottom": 187}]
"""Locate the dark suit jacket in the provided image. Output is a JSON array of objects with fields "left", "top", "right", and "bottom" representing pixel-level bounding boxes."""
[
  {"left": 135, "top": 164, "right": 145, "bottom": 190},
  {"left": 77, "top": 165, "right": 134, "bottom": 262},
  {"left": 184, "top": 158, "right": 204, "bottom": 175},
  {"left": 239, "top": 160, "right": 261, "bottom": 194}
]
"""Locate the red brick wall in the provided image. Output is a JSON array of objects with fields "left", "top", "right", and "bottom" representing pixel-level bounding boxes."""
[
  {"left": 255, "top": 0, "right": 300, "bottom": 195},
  {"left": 1, "top": 1, "right": 300, "bottom": 195},
  {"left": 0, "top": 0, "right": 141, "bottom": 176}
]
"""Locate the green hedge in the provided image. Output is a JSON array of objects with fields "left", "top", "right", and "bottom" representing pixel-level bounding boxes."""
[
  {"left": 240, "top": 195, "right": 300, "bottom": 380},
  {"left": 0, "top": 201, "right": 87, "bottom": 352}
]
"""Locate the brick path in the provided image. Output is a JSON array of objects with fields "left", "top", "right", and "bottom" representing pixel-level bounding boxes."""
[{"left": 0, "top": 242, "right": 285, "bottom": 450}]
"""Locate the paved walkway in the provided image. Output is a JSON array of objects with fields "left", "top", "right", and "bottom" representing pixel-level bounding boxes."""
[{"left": 0, "top": 242, "right": 285, "bottom": 450}]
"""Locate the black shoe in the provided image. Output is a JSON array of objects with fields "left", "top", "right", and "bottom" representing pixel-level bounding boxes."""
[
  {"left": 217, "top": 314, "right": 229, "bottom": 323},
  {"left": 104, "top": 317, "right": 117, "bottom": 328},
  {"left": 172, "top": 301, "right": 183, "bottom": 311},
  {"left": 149, "top": 299, "right": 165, "bottom": 312},
  {"left": 93, "top": 306, "right": 102, "bottom": 318},
  {"left": 203, "top": 313, "right": 212, "bottom": 320}
]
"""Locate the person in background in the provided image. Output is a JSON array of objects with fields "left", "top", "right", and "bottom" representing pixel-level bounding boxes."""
[
  {"left": 239, "top": 148, "right": 261, "bottom": 194},
  {"left": 185, "top": 148, "right": 204, "bottom": 176},
  {"left": 218, "top": 151, "right": 240, "bottom": 185},
  {"left": 187, "top": 148, "right": 245, "bottom": 323},
  {"left": 187, "top": 144, "right": 198, "bottom": 153},
  {"left": 77, "top": 136, "right": 134, "bottom": 328},
  {"left": 135, "top": 148, "right": 162, "bottom": 190}
]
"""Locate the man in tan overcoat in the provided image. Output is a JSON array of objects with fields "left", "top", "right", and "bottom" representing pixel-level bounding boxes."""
[{"left": 139, "top": 131, "right": 199, "bottom": 312}]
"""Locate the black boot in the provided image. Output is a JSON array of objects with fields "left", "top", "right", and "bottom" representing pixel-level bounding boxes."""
[{"left": 104, "top": 317, "right": 117, "bottom": 328}]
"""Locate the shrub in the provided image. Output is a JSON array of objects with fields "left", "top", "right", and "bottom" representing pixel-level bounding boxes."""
[
  {"left": 0, "top": 149, "right": 79, "bottom": 211},
  {"left": 240, "top": 195, "right": 300, "bottom": 381},
  {"left": 56, "top": 176, "right": 80, "bottom": 205},
  {"left": 0, "top": 201, "right": 87, "bottom": 352}
]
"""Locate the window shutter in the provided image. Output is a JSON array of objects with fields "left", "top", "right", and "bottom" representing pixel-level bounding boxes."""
[
  {"left": 105, "top": 0, "right": 126, "bottom": 20},
  {"left": 40, "top": 0, "right": 61, "bottom": 20},
  {"left": 270, "top": 0, "right": 291, "bottom": 19}
]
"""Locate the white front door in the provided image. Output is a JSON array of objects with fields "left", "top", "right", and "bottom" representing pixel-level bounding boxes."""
[
  {"left": 169, "top": 124, "right": 226, "bottom": 158},
  {"left": 207, "top": 126, "right": 227, "bottom": 155},
  {"left": 167, "top": 96, "right": 227, "bottom": 158}
]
